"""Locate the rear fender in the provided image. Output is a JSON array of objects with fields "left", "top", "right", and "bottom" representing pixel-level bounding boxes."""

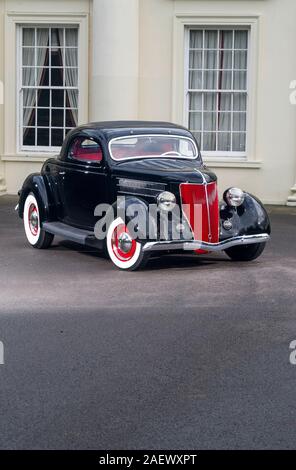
[{"left": 18, "top": 174, "right": 54, "bottom": 221}]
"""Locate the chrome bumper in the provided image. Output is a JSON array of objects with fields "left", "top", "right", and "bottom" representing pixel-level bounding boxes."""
[{"left": 142, "top": 233, "right": 270, "bottom": 253}]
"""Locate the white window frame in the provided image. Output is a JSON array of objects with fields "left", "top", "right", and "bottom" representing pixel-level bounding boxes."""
[
  {"left": 185, "top": 26, "right": 249, "bottom": 158},
  {"left": 172, "top": 14, "right": 259, "bottom": 165},
  {"left": 18, "top": 25, "right": 79, "bottom": 153},
  {"left": 4, "top": 12, "right": 88, "bottom": 158}
]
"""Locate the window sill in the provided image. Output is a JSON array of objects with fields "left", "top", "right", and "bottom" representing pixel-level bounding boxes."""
[
  {"left": 1, "top": 154, "right": 57, "bottom": 163},
  {"left": 203, "top": 158, "right": 262, "bottom": 169}
]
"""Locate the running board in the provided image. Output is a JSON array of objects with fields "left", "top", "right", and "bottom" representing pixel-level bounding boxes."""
[{"left": 42, "top": 221, "right": 102, "bottom": 248}]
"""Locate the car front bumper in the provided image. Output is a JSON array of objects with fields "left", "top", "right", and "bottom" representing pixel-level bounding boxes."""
[{"left": 142, "top": 233, "right": 270, "bottom": 253}]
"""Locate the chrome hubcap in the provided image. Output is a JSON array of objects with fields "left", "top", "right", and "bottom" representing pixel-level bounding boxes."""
[
  {"left": 30, "top": 212, "right": 38, "bottom": 229},
  {"left": 118, "top": 232, "right": 133, "bottom": 253}
]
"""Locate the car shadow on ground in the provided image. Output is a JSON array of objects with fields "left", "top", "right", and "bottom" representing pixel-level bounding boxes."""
[{"left": 51, "top": 239, "right": 231, "bottom": 271}]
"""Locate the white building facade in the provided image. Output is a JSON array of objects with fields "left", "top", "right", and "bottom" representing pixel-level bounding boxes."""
[{"left": 0, "top": 0, "right": 296, "bottom": 205}]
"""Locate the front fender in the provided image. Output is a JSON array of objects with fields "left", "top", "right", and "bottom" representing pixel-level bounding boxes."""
[
  {"left": 116, "top": 196, "right": 157, "bottom": 241},
  {"left": 220, "top": 192, "right": 271, "bottom": 240},
  {"left": 18, "top": 173, "right": 53, "bottom": 221}
]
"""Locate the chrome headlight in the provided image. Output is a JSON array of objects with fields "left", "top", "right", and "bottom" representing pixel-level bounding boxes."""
[
  {"left": 157, "top": 191, "right": 176, "bottom": 211},
  {"left": 223, "top": 187, "right": 245, "bottom": 207}
]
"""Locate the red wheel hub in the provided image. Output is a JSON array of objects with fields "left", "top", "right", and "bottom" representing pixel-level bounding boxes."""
[
  {"left": 28, "top": 203, "right": 39, "bottom": 236},
  {"left": 111, "top": 223, "right": 137, "bottom": 261}
]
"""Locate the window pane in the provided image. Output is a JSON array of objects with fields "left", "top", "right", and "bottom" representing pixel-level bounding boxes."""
[
  {"left": 189, "top": 71, "right": 202, "bottom": 89},
  {"left": 23, "top": 108, "right": 35, "bottom": 127},
  {"left": 65, "top": 28, "right": 78, "bottom": 47},
  {"left": 23, "top": 28, "right": 35, "bottom": 47},
  {"left": 218, "top": 132, "right": 231, "bottom": 151},
  {"left": 37, "top": 128, "right": 49, "bottom": 146},
  {"left": 220, "top": 71, "right": 232, "bottom": 90},
  {"left": 66, "top": 109, "right": 76, "bottom": 127},
  {"left": 234, "top": 51, "right": 247, "bottom": 70},
  {"left": 51, "top": 128, "right": 64, "bottom": 147},
  {"left": 219, "top": 93, "right": 232, "bottom": 111},
  {"left": 189, "top": 92, "right": 202, "bottom": 111},
  {"left": 205, "top": 30, "right": 217, "bottom": 49},
  {"left": 37, "top": 67, "right": 49, "bottom": 87},
  {"left": 204, "top": 50, "right": 217, "bottom": 69},
  {"left": 65, "top": 48, "right": 78, "bottom": 67},
  {"left": 233, "top": 112, "right": 246, "bottom": 132},
  {"left": 65, "top": 68, "right": 78, "bottom": 87},
  {"left": 37, "top": 89, "right": 50, "bottom": 107},
  {"left": 190, "top": 30, "right": 203, "bottom": 49},
  {"left": 219, "top": 50, "right": 232, "bottom": 69},
  {"left": 52, "top": 109, "right": 64, "bottom": 127},
  {"left": 22, "top": 68, "right": 35, "bottom": 86},
  {"left": 189, "top": 51, "right": 202, "bottom": 69},
  {"left": 37, "top": 28, "right": 49, "bottom": 47},
  {"left": 23, "top": 127, "right": 35, "bottom": 146},
  {"left": 218, "top": 112, "right": 231, "bottom": 132},
  {"left": 36, "top": 48, "right": 49, "bottom": 67},
  {"left": 219, "top": 30, "right": 233, "bottom": 49},
  {"left": 203, "top": 133, "right": 216, "bottom": 151},
  {"left": 204, "top": 93, "right": 216, "bottom": 111},
  {"left": 52, "top": 89, "right": 64, "bottom": 107},
  {"left": 189, "top": 112, "right": 202, "bottom": 131},
  {"left": 51, "top": 49, "right": 63, "bottom": 67},
  {"left": 37, "top": 108, "right": 49, "bottom": 126},
  {"left": 233, "top": 93, "right": 247, "bottom": 111},
  {"left": 51, "top": 28, "right": 64, "bottom": 47},
  {"left": 51, "top": 68, "right": 64, "bottom": 86},
  {"left": 234, "top": 30, "right": 248, "bottom": 49},
  {"left": 232, "top": 133, "right": 246, "bottom": 151},
  {"left": 23, "top": 89, "right": 36, "bottom": 108},
  {"left": 204, "top": 112, "right": 216, "bottom": 132},
  {"left": 233, "top": 71, "right": 247, "bottom": 90},
  {"left": 204, "top": 71, "right": 217, "bottom": 89},
  {"left": 23, "top": 48, "right": 35, "bottom": 66}
]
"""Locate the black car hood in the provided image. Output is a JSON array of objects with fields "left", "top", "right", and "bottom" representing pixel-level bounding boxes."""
[{"left": 111, "top": 158, "right": 217, "bottom": 184}]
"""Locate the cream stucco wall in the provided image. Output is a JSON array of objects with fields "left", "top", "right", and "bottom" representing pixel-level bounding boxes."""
[
  {"left": 0, "top": 0, "right": 296, "bottom": 204},
  {"left": 137, "top": 0, "right": 296, "bottom": 204}
]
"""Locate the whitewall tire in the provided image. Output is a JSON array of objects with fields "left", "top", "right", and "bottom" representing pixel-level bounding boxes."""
[
  {"left": 23, "top": 193, "right": 54, "bottom": 249},
  {"left": 106, "top": 217, "right": 148, "bottom": 270}
]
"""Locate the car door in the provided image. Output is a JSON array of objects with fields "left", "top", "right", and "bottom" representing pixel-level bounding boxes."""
[{"left": 57, "top": 134, "right": 108, "bottom": 230}]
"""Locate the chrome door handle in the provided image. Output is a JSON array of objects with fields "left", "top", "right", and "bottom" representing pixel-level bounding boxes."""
[{"left": 59, "top": 171, "right": 66, "bottom": 175}]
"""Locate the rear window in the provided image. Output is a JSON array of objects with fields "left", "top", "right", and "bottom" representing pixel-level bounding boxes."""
[{"left": 109, "top": 135, "right": 198, "bottom": 161}]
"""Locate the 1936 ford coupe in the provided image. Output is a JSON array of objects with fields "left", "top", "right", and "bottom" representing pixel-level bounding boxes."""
[{"left": 17, "top": 121, "right": 270, "bottom": 270}]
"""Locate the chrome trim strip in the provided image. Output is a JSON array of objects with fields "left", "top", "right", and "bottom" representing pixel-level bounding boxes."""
[{"left": 142, "top": 233, "right": 270, "bottom": 253}]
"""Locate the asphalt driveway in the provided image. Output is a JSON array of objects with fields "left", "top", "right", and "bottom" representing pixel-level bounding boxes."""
[{"left": 0, "top": 195, "right": 295, "bottom": 449}]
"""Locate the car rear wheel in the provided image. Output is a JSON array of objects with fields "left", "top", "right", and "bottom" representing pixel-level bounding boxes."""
[
  {"left": 106, "top": 217, "right": 149, "bottom": 270},
  {"left": 225, "top": 242, "right": 266, "bottom": 262},
  {"left": 23, "top": 193, "right": 54, "bottom": 249}
]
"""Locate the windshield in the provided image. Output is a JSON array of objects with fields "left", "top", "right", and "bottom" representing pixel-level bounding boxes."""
[{"left": 109, "top": 135, "right": 198, "bottom": 161}]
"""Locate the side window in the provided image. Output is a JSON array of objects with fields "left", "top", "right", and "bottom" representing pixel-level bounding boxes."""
[{"left": 68, "top": 137, "right": 103, "bottom": 162}]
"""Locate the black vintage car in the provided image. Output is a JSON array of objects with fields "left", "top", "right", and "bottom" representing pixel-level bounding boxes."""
[{"left": 17, "top": 121, "right": 270, "bottom": 270}]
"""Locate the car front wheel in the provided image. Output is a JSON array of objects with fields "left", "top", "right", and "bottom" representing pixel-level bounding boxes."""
[
  {"left": 23, "top": 193, "right": 54, "bottom": 249},
  {"left": 225, "top": 242, "right": 266, "bottom": 262},
  {"left": 106, "top": 217, "right": 149, "bottom": 270}
]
